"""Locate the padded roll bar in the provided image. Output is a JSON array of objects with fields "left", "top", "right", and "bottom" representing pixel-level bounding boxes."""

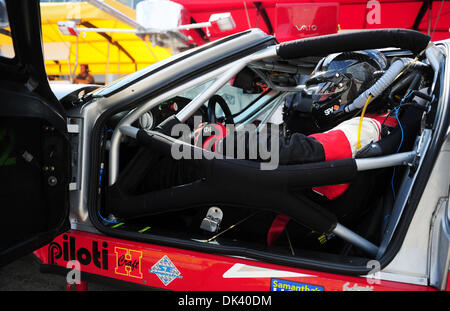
[
  {"left": 135, "top": 129, "right": 358, "bottom": 188},
  {"left": 277, "top": 29, "right": 430, "bottom": 60}
]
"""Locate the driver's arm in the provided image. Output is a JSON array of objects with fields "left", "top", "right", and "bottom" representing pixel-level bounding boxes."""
[{"left": 215, "top": 117, "right": 381, "bottom": 165}]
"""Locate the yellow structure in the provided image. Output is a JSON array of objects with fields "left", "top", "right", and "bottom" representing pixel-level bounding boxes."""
[{"left": 40, "top": 0, "right": 172, "bottom": 79}]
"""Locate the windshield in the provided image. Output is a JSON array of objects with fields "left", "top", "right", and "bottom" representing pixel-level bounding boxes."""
[{"left": 179, "top": 80, "right": 264, "bottom": 117}]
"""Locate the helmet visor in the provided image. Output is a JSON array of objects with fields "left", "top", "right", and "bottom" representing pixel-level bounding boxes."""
[{"left": 305, "top": 60, "right": 377, "bottom": 104}]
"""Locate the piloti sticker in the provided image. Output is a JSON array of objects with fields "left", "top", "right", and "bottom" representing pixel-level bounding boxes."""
[{"left": 48, "top": 234, "right": 108, "bottom": 270}]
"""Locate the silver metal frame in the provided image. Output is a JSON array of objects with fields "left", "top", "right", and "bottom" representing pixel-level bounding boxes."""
[
  {"left": 376, "top": 129, "right": 432, "bottom": 258},
  {"left": 256, "top": 94, "right": 288, "bottom": 131},
  {"left": 429, "top": 197, "right": 450, "bottom": 290},
  {"left": 355, "top": 151, "right": 417, "bottom": 171},
  {"left": 239, "top": 92, "right": 286, "bottom": 129},
  {"left": 175, "top": 46, "right": 278, "bottom": 123},
  {"left": 234, "top": 91, "right": 281, "bottom": 126},
  {"left": 333, "top": 223, "right": 379, "bottom": 256},
  {"left": 108, "top": 63, "right": 232, "bottom": 185}
]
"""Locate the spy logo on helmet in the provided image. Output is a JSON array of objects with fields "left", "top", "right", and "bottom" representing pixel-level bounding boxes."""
[
  {"left": 323, "top": 106, "right": 334, "bottom": 116},
  {"left": 149, "top": 255, "right": 183, "bottom": 286}
]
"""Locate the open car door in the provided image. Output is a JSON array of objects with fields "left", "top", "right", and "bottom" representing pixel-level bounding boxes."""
[{"left": 0, "top": 0, "right": 70, "bottom": 266}]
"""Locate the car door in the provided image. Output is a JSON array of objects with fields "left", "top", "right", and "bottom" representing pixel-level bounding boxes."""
[{"left": 0, "top": 0, "right": 70, "bottom": 266}]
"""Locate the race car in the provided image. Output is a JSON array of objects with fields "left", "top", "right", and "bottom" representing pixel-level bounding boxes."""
[{"left": 0, "top": 0, "right": 449, "bottom": 292}]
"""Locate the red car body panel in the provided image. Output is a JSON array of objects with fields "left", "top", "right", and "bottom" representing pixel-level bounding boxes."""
[{"left": 34, "top": 230, "right": 438, "bottom": 291}]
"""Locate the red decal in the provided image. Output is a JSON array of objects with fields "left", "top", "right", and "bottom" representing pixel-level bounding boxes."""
[{"left": 114, "top": 247, "right": 143, "bottom": 279}]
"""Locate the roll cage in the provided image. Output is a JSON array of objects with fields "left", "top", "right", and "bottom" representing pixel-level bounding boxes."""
[{"left": 103, "top": 29, "right": 441, "bottom": 259}]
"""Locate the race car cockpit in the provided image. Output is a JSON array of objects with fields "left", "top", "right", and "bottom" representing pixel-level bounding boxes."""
[{"left": 98, "top": 29, "right": 441, "bottom": 261}]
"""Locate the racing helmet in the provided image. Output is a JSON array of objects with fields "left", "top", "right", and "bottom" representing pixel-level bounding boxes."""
[{"left": 304, "top": 50, "right": 387, "bottom": 131}]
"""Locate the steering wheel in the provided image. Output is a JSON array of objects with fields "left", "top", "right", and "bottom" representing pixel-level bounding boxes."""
[{"left": 207, "top": 94, "right": 234, "bottom": 124}]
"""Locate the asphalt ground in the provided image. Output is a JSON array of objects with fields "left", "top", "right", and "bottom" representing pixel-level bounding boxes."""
[{"left": 0, "top": 253, "right": 120, "bottom": 291}]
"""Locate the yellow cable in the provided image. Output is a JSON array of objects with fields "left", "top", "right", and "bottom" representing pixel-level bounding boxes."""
[
  {"left": 356, "top": 94, "right": 373, "bottom": 150},
  {"left": 393, "top": 57, "right": 419, "bottom": 82}
]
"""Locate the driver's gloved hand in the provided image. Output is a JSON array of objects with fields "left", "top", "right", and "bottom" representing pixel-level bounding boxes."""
[{"left": 308, "top": 116, "right": 381, "bottom": 161}]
